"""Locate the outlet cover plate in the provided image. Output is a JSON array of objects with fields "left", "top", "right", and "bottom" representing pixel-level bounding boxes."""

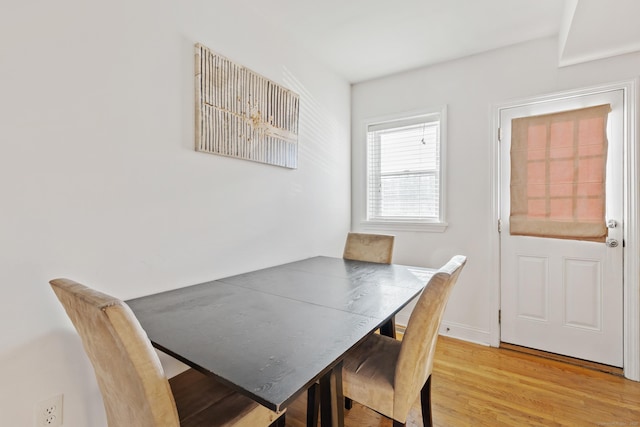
[{"left": 35, "top": 394, "right": 63, "bottom": 427}]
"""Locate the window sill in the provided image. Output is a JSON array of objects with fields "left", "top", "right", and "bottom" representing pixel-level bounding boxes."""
[{"left": 360, "top": 220, "right": 448, "bottom": 233}]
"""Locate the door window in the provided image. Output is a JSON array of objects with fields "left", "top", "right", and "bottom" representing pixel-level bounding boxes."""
[{"left": 510, "top": 104, "right": 610, "bottom": 242}]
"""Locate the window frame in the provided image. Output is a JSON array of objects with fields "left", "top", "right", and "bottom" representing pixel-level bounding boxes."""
[{"left": 360, "top": 106, "right": 448, "bottom": 232}]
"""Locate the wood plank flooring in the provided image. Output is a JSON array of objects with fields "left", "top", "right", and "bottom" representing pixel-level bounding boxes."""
[{"left": 283, "top": 336, "right": 640, "bottom": 427}]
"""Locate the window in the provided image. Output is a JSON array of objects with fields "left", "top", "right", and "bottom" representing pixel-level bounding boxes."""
[{"left": 364, "top": 108, "right": 447, "bottom": 231}]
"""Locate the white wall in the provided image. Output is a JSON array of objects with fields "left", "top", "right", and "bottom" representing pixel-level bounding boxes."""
[
  {"left": 351, "top": 36, "right": 640, "bottom": 343},
  {"left": 0, "top": 1, "right": 351, "bottom": 425}
]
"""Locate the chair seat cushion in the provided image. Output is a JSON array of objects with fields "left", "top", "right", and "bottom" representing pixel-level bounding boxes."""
[
  {"left": 169, "top": 369, "right": 280, "bottom": 427},
  {"left": 342, "top": 333, "right": 401, "bottom": 419}
]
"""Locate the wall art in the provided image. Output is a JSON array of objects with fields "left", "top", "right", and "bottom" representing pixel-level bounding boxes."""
[{"left": 195, "top": 43, "right": 300, "bottom": 168}]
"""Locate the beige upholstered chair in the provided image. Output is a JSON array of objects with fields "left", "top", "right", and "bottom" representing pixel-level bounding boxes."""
[
  {"left": 343, "top": 232, "right": 395, "bottom": 265},
  {"left": 50, "top": 278, "right": 285, "bottom": 427},
  {"left": 341, "top": 255, "right": 467, "bottom": 427}
]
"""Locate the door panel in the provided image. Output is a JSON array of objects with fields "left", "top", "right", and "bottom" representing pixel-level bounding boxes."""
[
  {"left": 500, "top": 89, "right": 623, "bottom": 367},
  {"left": 564, "top": 258, "right": 601, "bottom": 330},
  {"left": 517, "top": 255, "right": 548, "bottom": 321}
]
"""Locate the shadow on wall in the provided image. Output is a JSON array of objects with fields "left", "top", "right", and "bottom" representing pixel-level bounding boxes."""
[
  {"left": 282, "top": 66, "right": 346, "bottom": 173},
  {"left": 0, "top": 329, "right": 105, "bottom": 426}
]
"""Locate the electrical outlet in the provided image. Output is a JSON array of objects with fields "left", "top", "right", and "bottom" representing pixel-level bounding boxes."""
[{"left": 35, "top": 394, "right": 63, "bottom": 427}]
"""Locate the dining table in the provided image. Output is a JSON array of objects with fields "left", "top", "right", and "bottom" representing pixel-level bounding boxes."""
[{"left": 126, "top": 255, "right": 434, "bottom": 427}]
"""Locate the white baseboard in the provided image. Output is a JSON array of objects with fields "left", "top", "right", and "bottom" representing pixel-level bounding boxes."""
[
  {"left": 437, "top": 321, "right": 492, "bottom": 346},
  {"left": 396, "top": 320, "right": 492, "bottom": 347}
]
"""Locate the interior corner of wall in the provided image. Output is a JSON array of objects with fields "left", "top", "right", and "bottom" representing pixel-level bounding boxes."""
[{"left": 557, "top": 0, "right": 579, "bottom": 65}]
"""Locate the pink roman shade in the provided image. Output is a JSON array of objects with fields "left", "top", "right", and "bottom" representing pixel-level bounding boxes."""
[{"left": 510, "top": 104, "right": 611, "bottom": 242}]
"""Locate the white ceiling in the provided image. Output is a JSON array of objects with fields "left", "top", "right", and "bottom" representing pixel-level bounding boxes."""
[{"left": 237, "top": 0, "right": 640, "bottom": 83}]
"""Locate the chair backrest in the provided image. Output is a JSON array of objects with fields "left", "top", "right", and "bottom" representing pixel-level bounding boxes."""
[
  {"left": 50, "top": 278, "right": 180, "bottom": 427},
  {"left": 393, "top": 255, "right": 466, "bottom": 419},
  {"left": 343, "top": 232, "right": 395, "bottom": 264}
]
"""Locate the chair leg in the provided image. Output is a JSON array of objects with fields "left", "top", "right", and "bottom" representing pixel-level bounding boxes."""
[
  {"left": 307, "top": 383, "right": 320, "bottom": 427},
  {"left": 344, "top": 397, "right": 352, "bottom": 410},
  {"left": 420, "top": 375, "right": 433, "bottom": 427},
  {"left": 379, "top": 317, "right": 397, "bottom": 339}
]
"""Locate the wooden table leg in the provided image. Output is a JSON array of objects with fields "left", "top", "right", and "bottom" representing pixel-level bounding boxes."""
[
  {"left": 307, "top": 383, "right": 320, "bottom": 427},
  {"left": 332, "top": 364, "right": 345, "bottom": 427},
  {"left": 319, "top": 362, "right": 344, "bottom": 427}
]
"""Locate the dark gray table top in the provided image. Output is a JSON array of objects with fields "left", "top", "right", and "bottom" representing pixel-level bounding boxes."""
[{"left": 126, "top": 256, "right": 433, "bottom": 412}]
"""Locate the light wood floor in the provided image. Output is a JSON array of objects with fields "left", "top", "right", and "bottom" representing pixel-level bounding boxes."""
[{"left": 283, "top": 336, "right": 640, "bottom": 427}]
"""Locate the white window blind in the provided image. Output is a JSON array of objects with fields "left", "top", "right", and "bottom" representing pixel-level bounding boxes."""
[{"left": 367, "top": 113, "right": 442, "bottom": 222}]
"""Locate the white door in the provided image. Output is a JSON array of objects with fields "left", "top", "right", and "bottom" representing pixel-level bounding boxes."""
[{"left": 500, "top": 89, "right": 624, "bottom": 367}]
